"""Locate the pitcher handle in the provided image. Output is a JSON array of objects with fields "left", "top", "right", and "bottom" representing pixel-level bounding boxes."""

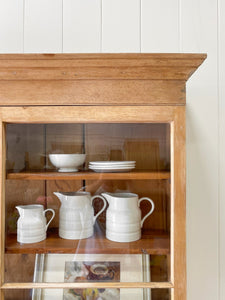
[
  {"left": 43, "top": 208, "right": 55, "bottom": 230},
  {"left": 91, "top": 195, "right": 107, "bottom": 224},
  {"left": 138, "top": 197, "right": 155, "bottom": 228}
]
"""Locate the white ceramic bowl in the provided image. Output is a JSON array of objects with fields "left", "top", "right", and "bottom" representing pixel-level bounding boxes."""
[{"left": 49, "top": 154, "right": 86, "bottom": 172}]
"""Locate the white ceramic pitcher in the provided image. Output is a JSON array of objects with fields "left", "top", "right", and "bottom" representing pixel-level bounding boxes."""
[
  {"left": 54, "top": 191, "right": 107, "bottom": 240},
  {"left": 102, "top": 192, "right": 155, "bottom": 242},
  {"left": 16, "top": 204, "right": 55, "bottom": 244}
]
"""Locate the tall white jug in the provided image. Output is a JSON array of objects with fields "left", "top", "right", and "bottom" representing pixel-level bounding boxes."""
[
  {"left": 54, "top": 191, "right": 106, "bottom": 240},
  {"left": 102, "top": 192, "right": 155, "bottom": 242}
]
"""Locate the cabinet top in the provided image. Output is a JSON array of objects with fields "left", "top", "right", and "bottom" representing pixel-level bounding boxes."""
[
  {"left": 0, "top": 53, "right": 206, "bottom": 80},
  {"left": 0, "top": 53, "right": 206, "bottom": 106}
]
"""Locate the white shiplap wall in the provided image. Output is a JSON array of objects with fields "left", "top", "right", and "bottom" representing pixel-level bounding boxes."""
[
  {"left": 63, "top": 0, "right": 101, "bottom": 53},
  {"left": 219, "top": 0, "right": 225, "bottom": 298},
  {"left": 0, "top": 1, "right": 223, "bottom": 299},
  {"left": 24, "top": 0, "right": 62, "bottom": 53},
  {"left": 181, "top": 1, "right": 219, "bottom": 299}
]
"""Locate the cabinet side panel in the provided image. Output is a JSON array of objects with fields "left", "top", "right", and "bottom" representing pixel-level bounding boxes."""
[
  {"left": 172, "top": 107, "right": 186, "bottom": 299},
  {"left": 0, "top": 122, "right": 6, "bottom": 288}
]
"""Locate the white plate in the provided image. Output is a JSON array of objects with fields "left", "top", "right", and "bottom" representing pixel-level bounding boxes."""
[
  {"left": 89, "top": 166, "right": 135, "bottom": 173},
  {"left": 89, "top": 169, "right": 134, "bottom": 173},
  {"left": 89, "top": 164, "right": 136, "bottom": 168},
  {"left": 89, "top": 164, "right": 135, "bottom": 168},
  {"left": 89, "top": 165, "right": 135, "bottom": 169},
  {"left": 89, "top": 161, "right": 136, "bottom": 166}
]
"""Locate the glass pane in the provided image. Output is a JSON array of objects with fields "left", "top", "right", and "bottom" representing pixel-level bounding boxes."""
[
  {"left": 4, "top": 253, "right": 169, "bottom": 283},
  {"left": 3, "top": 288, "right": 171, "bottom": 300},
  {"left": 5, "top": 123, "right": 171, "bottom": 285}
]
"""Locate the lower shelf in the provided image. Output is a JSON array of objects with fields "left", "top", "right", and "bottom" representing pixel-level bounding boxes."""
[{"left": 5, "top": 229, "right": 170, "bottom": 255}]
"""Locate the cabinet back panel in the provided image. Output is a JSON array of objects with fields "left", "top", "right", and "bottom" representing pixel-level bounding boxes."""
[
  {"left": 85, "top": 123, "right": 170, "bottom": 171},
  {"left": 85, "top": 179, "right": 170, "bottom": 232}
]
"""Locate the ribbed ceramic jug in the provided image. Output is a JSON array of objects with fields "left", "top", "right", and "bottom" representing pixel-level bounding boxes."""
[
  {"left": 16, "top": 204, "right": 55, "bottom": 244},
  {"left": 54, "top": 191, "right": 107, "bottom": 240},
  {"left": 102, "top": 192, "right": 155, "bottom": 242}
]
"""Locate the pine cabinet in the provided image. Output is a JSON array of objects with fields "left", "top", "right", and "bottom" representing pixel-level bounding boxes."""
[{"left": 0, "top": 54, "right": 206, "bottom": 300}]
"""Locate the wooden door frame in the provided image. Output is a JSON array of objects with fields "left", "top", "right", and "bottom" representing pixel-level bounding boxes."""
[{"left": 0, "top": 105, "right": 185, "bottom": 299}]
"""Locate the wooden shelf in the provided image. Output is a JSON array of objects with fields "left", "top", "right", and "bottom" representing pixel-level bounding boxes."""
[
  {"left": 5, "top": 229, "right": 170, "bottom": 255},
  {"left": 6, "top": 170, "right": 170, "bottom": 181}
]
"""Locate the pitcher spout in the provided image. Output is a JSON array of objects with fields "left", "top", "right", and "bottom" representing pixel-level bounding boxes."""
[
  {"left": 16, "top": 205, "right": 23, "bottom": 215},
  {"left": 53, "top": 192, "right": 64, "bottom": 203},
  {"left": 101, "top": 192, "right": 113, "bottom": 205}
]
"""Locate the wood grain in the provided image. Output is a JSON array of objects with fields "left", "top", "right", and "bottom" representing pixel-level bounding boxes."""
[
  {"left": 85, "top": 123, "right": 170, "bottom": 170},
  {"left": 171, "top": 107, "right": 186, "bottom": 299},
  {"left": 0, "top": 106, "right": 176, "bottom": 123},
  {"left": 5, "top": 229, "right": 170, "bottom": 255},
  {"left": 0, "top": 80, "right": 185, "bottom": 106},
  {"left": 4, "top": 254, "right": 35, "bottom": 283},
  {"left": 0, "top": 66, "right": 197, "bottom": 80},
  {"left": 6, "top": 124, "right": 45, "bottom": 171},
  {"left": 0, "top": 53, "right": 206, "bottom": 106},
  {"left": 0, "top": 52, "right": 206, "bottom": 63},
  {"left": 150, "top": 254, "right": 170, "bottom": 299},
  {"left": 1, "top": 105, "right": 184, "bottom": 297},
  {"left": 2, "top": 281, "right": 173, "bottom": 289},
  {"left": 0, "top": 122, "right": 6, "bottom": 288},
  {"left": 0, "top": 54, "right": 207, "bottom": 298},
  {"left": 7, "top": 170, "right": 170, "bottom": 180}
]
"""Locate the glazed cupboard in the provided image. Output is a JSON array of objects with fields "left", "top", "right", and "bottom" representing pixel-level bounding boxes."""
[{"left": 0, "top": 54, "right": 206, "bottom": 300}]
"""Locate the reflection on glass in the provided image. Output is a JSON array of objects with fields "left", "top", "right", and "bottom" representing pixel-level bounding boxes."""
[
  {"left": 3, "top": 288, "right": 171, "bottom": 300},
  {"left": 5, "top": 123, "right": 171, "bottom": 290},
  {"left": 4, "top": 253, "right": 169, "bottom": 284},
  {"left": 6, "top": 123, "right": 170, "bottom": 172},
  {"left": 5, "top": 254, "right": 36, "bottom": 283}
]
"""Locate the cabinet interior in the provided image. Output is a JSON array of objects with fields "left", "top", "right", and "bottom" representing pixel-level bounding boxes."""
[{"left": 4, "top": 122, "right": 171, "bottom": 295}]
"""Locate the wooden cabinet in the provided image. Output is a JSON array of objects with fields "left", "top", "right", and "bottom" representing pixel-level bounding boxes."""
[{"left": 0, "top": 54, "right": 206, "bottom": 299}]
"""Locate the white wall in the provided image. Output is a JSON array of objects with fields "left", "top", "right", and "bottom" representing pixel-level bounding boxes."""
[{"left": 0, "top": 0, "right": 223, "bottom": 299}]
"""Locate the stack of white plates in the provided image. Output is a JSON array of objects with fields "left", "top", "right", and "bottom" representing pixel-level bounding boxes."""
[{"left": 89, "top": 161, "right": 136, "bottom": 173}]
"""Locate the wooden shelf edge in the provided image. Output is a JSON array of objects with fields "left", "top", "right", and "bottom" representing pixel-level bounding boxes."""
[
  {"left": 5, "top": 230, "right": 170, "bottom": 255},
  {"left": 2, "top": 282, "right": 174, "bottom": 289},
  {"left": 6, "top": 170, "right": 170, "bottom": 181}
]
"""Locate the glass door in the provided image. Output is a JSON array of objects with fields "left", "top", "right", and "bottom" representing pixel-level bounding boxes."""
[{"left": 4, "top": 121, "right": 172, "bottom": 300}]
